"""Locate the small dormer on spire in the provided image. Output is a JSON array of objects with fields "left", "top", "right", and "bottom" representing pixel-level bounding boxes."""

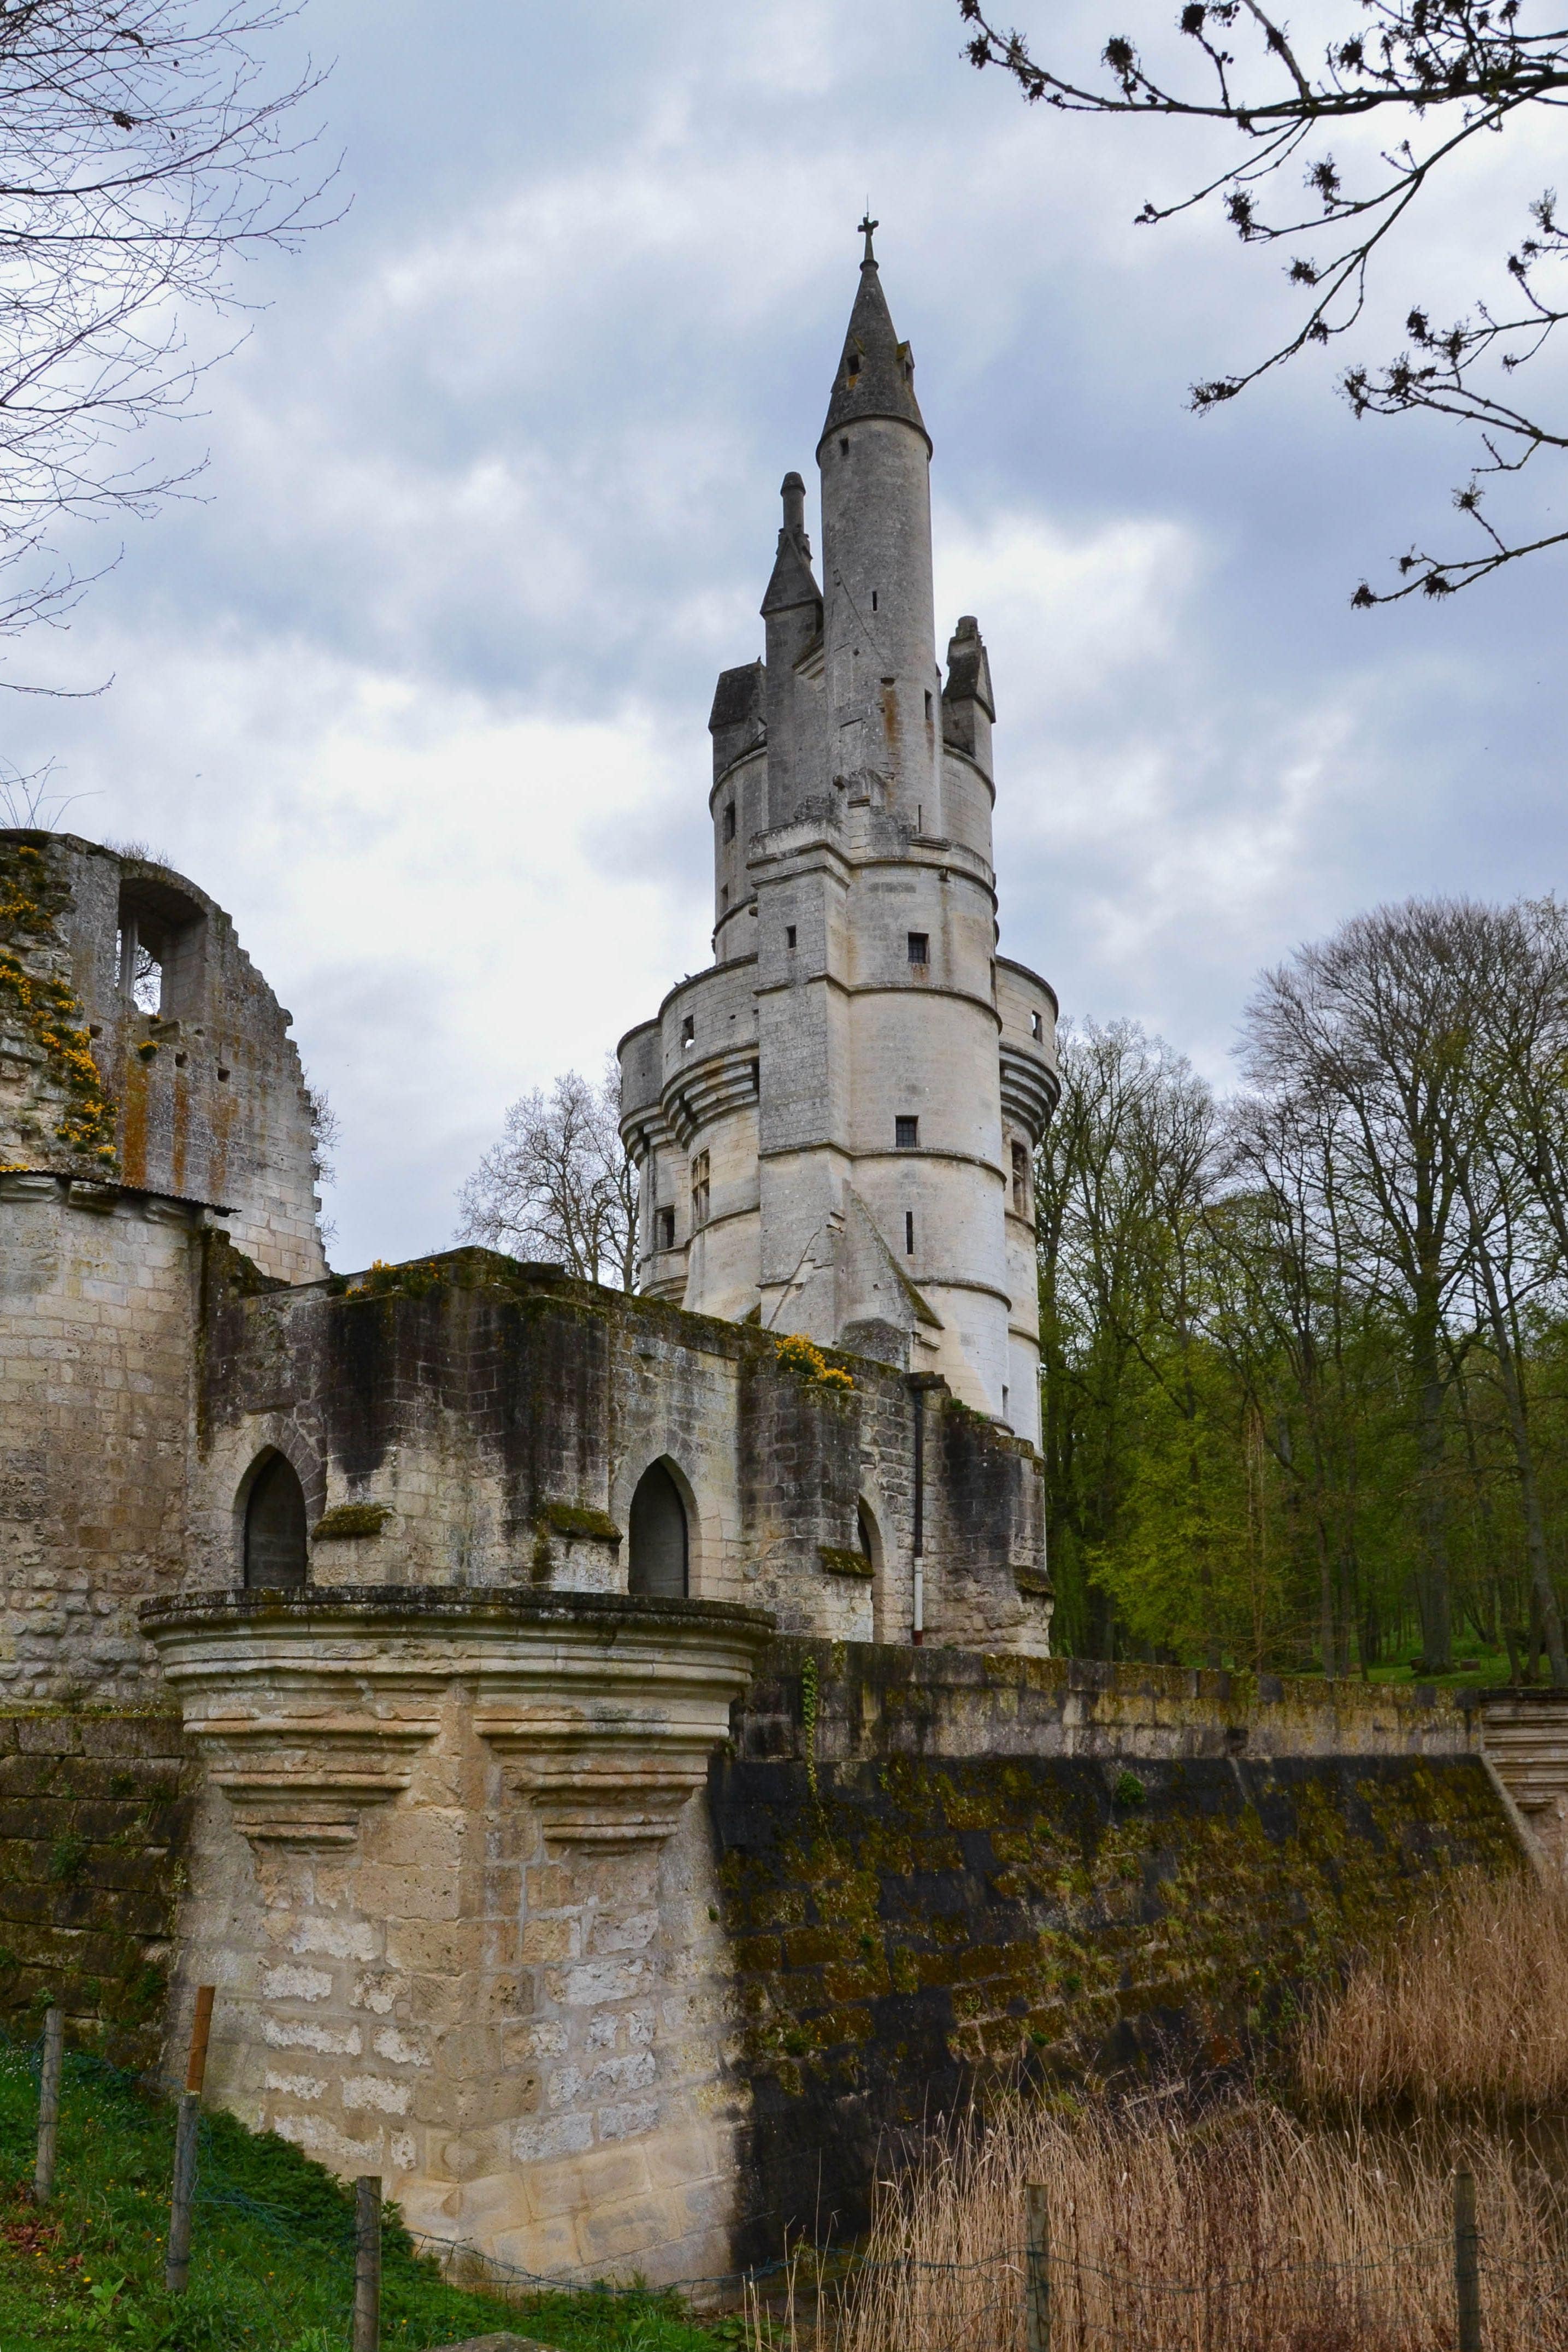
[
  {"left": 942, "top": 616, "right": 995, "bottom": 773},
  {"left": 761, "top": 471, "right": 822, "bottom": 621},
  {"left": 818, "top": 223, "right": 929, "bottom": 456}
]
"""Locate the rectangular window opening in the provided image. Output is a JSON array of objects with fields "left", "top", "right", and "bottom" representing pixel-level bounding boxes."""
[
  {"left": 1030, "top": 1009, "right": 1043, "bottom": 1040},
  {"left": 895, "top": 1116, "right": 918, "bottom": 1150},
  {"left": 656, "top": 1205, "right": 676, "bottom": 1252},
  {"left": 1003, "top": 1385, "right": 1010, "bottom": 1421},
  {"left": 905, "top": 1210, "right": 915, "bottom": 1257},
  {"left": 924, "top": 689, "right": 934, "bottom": 722},
  {"left": 720, "top": 883, "right": 729, "bottom": 911},
  {"left": 871, "top": 590, "right": 878, "bottom": 612},
  {"left": 681, "top": 1013, "right": 695, "bottom": 1047},
  {"left": 691, "top": 1150, "right": 710, "bottom": 1230},
  {"left": 723, "top": 801, "right": 735, "bottom": 841},
  {"left": 907, "top": 932, "right": 929, "bottom": 966},
  {"left": 1012, "top": 1139, "right": 1030, "bottom": 1214},
  {"left": 786, "top": 925, "right": 797, "bottom": 951}
]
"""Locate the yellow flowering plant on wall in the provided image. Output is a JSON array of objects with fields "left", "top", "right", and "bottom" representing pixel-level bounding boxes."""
[{"left": 775, "top": 1331, "right": 854, "bottom": 1392}]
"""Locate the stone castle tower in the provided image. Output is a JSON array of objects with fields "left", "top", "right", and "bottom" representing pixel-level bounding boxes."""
[{"left": 620, "top": 227, "right": 1058, "bottom": 1444}]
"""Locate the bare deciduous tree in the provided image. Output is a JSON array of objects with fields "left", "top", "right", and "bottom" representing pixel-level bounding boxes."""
[
  {"left": 457, "top": 1062, "right": 637, "bottom": 1292},
  {"left": 957, "top": 0, "right": 1568, "bottom": 600},
  {"left": 0, "top": 1, "right": 331, "bottom": 677}
]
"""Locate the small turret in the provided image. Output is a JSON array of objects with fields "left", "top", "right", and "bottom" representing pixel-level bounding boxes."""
[
  {"left": 941, "top": 616, "right": 995, "bottom": 776},
  {"left": 761, "top": 471, "right": 825, "bottom": 827}
]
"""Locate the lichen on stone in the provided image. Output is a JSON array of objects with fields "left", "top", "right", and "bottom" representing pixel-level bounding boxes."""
[
  {"left": 0, "top": 839, "right": 117, "bottom": 1170},
  {"left": 312, "top": 1501, "right": 392, "bottom": 1541}
]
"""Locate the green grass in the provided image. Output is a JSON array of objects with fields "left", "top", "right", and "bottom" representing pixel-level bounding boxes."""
[{"left": 0, "top": 2037, "right": 741, "bottom": 2352}]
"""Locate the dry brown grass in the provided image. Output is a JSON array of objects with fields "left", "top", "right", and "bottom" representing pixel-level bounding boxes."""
[
  {"left": 747, "top": 1872, "right": 1568, "bottom": 2352},
  {"left": 1296, "top": 1865, "right": 1568, "bottom": 2112},
  {"left": 810, "top": 2097, "right": 1568, "bottom": 2352}
]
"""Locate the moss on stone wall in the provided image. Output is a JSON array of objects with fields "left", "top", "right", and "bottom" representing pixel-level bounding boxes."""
[
  {"left": 0, "top": 837, "right": 117, "bottom": 1169},
  {"left": 712, "top": 1644, "right": 1520, "bottom": 2261},
  {"left": 0, "top": 1710, "right": 192, "bottom": 2072}
]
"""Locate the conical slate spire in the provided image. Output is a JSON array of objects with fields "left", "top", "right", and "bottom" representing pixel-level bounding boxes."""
[
  {"left": 818, "top": 221, "right": 929, "bottom": 453},
  {"left": 761, "top": 470, "right": 821, "bottom": 618}
]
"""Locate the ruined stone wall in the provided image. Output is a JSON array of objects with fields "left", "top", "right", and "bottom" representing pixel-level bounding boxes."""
[
  {"left": 1, "top": 830, "right": 325, "bottom": 1287},
  {"left": 0, "top": 1174, "right": 208, "bottom": 1701},
  {"left": 193, "top": 1247, "right": 1050, "bottom": 1649},
  {"left": 715, "top": 1644, "right": 1519, "bottom": 2265}
]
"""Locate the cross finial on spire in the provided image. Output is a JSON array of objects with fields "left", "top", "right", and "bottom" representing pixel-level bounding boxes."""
[{"left": 858, "top": 211, "right": 878, "bottom": 263}]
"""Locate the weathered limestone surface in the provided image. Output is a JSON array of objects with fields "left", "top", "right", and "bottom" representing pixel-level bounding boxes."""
[
  {"left": 1, "top": 830, "right": 325, "bottom": 1285},
  {"left": 0, "top": 1173, "right": 209, "bottom": 1699},
  {"left": 137, "top": 1620, "right": 1525, "bottom": 2290},
  {"left": 144, "top": 1587, "right": 773, "bottom": 2289},
  {"left": 193, "top": 1246, "right": 1051, "bottom": 1654}
]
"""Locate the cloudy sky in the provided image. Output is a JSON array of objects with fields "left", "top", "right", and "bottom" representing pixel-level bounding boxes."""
[{"left": 9, "top": 0, "right": 1567, "bottom": 1267}]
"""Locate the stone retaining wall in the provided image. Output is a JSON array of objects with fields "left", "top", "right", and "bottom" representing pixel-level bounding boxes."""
[{"left": 0, "top": 1707, "right": 193, "bottom": 2071}]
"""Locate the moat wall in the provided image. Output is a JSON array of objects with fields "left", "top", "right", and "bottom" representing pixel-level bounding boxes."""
[
  {"left": 0, "top": 1658, "right": 1528, "bottom": 2286},
  {"left": 716, "top": 1647, "right": 1521, "bottom": 2265}
]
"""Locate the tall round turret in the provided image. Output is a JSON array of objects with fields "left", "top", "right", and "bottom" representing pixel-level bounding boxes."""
[
  {"left": 816, "top": 221, "right": 941, "bottom": 833},
  {"left": 620, "top": 227, "right": 1059, "bottom": 1443}
]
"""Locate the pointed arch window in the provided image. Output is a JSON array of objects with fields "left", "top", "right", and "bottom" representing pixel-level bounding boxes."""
[
  {"left": 243, "top": 1454, "right": 308, "bottom": 1589},
  {"left": 628, "top": 1462, "right": 688, "bottom": 1599}
]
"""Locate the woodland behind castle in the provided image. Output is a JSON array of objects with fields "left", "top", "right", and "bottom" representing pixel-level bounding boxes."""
[{"left": 1040, "top": 895, "right": 1568, "bottom": 1682}]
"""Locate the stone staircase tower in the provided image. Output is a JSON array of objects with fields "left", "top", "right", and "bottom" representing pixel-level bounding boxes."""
[{"left": 620, "top": 226, "right": 1058, "bottom": 1440}]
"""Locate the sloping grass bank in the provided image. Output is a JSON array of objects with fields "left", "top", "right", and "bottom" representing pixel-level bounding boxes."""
[{"left": 0, "top": 2040, "right": 735, "bottom": 2352}]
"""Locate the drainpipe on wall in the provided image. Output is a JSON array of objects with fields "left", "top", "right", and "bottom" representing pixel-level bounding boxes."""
[{"left": 911, "top": 1383, "right": 924, "bottom": 1644}]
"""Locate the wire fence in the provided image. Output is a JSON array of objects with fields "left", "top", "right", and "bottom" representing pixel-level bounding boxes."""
[{"left": 9, "top": 2016, "right": 1568, "bottom": 2351}]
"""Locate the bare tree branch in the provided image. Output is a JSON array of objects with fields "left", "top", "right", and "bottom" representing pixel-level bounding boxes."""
[
  {"left": 957, "top": 0, "right": 1568, "bottom": 599},
  {"left": 0, "top": 2, "right": 335, "bottom": 681}
]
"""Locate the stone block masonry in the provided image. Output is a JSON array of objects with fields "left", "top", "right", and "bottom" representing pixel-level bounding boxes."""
[
  {"left": 714, "top": 1643, "right": 1522, "bottom": 2267},
  {"left": 193, "top": 1246, "right": 1050, "bottom": 1655},
  {"left": 0, "top": 1708, "right": 194, "bottom": 2072}
]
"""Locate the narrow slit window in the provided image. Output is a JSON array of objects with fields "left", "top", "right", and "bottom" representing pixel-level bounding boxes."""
[
  {"left": 907, "top": 932, "right": 929, "bottom": 966},
  {"left": 895, "top": 1116, "right": 918, "bottom": 1150},
  {"left": 721, "top": 883, "right": 729, "bottom": 911},
  {"left": 871, "top": 590, "right": 878, "bottom": 612},
  {"left": 681, "top": 1013, "right": 695, "bottom": 1048},
  {"left": 656, "top": 1205, "right": 676, "bottom": 1252},
  {"left": 1012, "top": 1139, "right": 1030, "bottom": 1214},
  {"left": 786, "top": 925, "right": 797, "bottom": 951},
  {"left": 924, "top": 689, "right": 933, "bottom": 722},
  {"left": 1030, "top": 1010, "right": 1042, "bottom": 1039},
  {"left": 905, "top": 1210, "right": 915, "bottom": 1256},
  {"left": 723, "top": 801, "right": 735, "bottom": 842},
  {"left": 691, "top": 1150, "right": 710, "bottom": 1229},
  {"left": 840, "top": 437, "right": 849, "bottom": 456}
]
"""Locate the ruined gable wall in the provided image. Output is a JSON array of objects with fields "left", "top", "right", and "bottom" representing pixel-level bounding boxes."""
[{"left": 1, "top": 831, "right": 325, "bottom": 1287}]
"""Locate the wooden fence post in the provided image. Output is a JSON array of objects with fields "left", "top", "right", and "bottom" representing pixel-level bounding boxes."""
[
  {"left": 1454, "top": 2166, "right": 1482, "bottom": 2352},
  {"left": 164, "top": 1986, "right": 216, "bottom": 2294},
  {"left": 32, "top": 2007, "right": 63, "bottom": 2203},
  {"left": 353, "top": 2174, "right": 382, "bottom": 2352},
  {"left": 1025, "top": 2181, "right": 1050, "bottom": 2352}
]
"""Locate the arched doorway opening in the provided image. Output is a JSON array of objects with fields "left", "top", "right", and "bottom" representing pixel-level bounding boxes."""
[
  {"left": 628, "top": 1461, "right": 688, "bottom": 1599},
  {"left": 243, "top": 1454, "right": 308, "bottom": 1589}
]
